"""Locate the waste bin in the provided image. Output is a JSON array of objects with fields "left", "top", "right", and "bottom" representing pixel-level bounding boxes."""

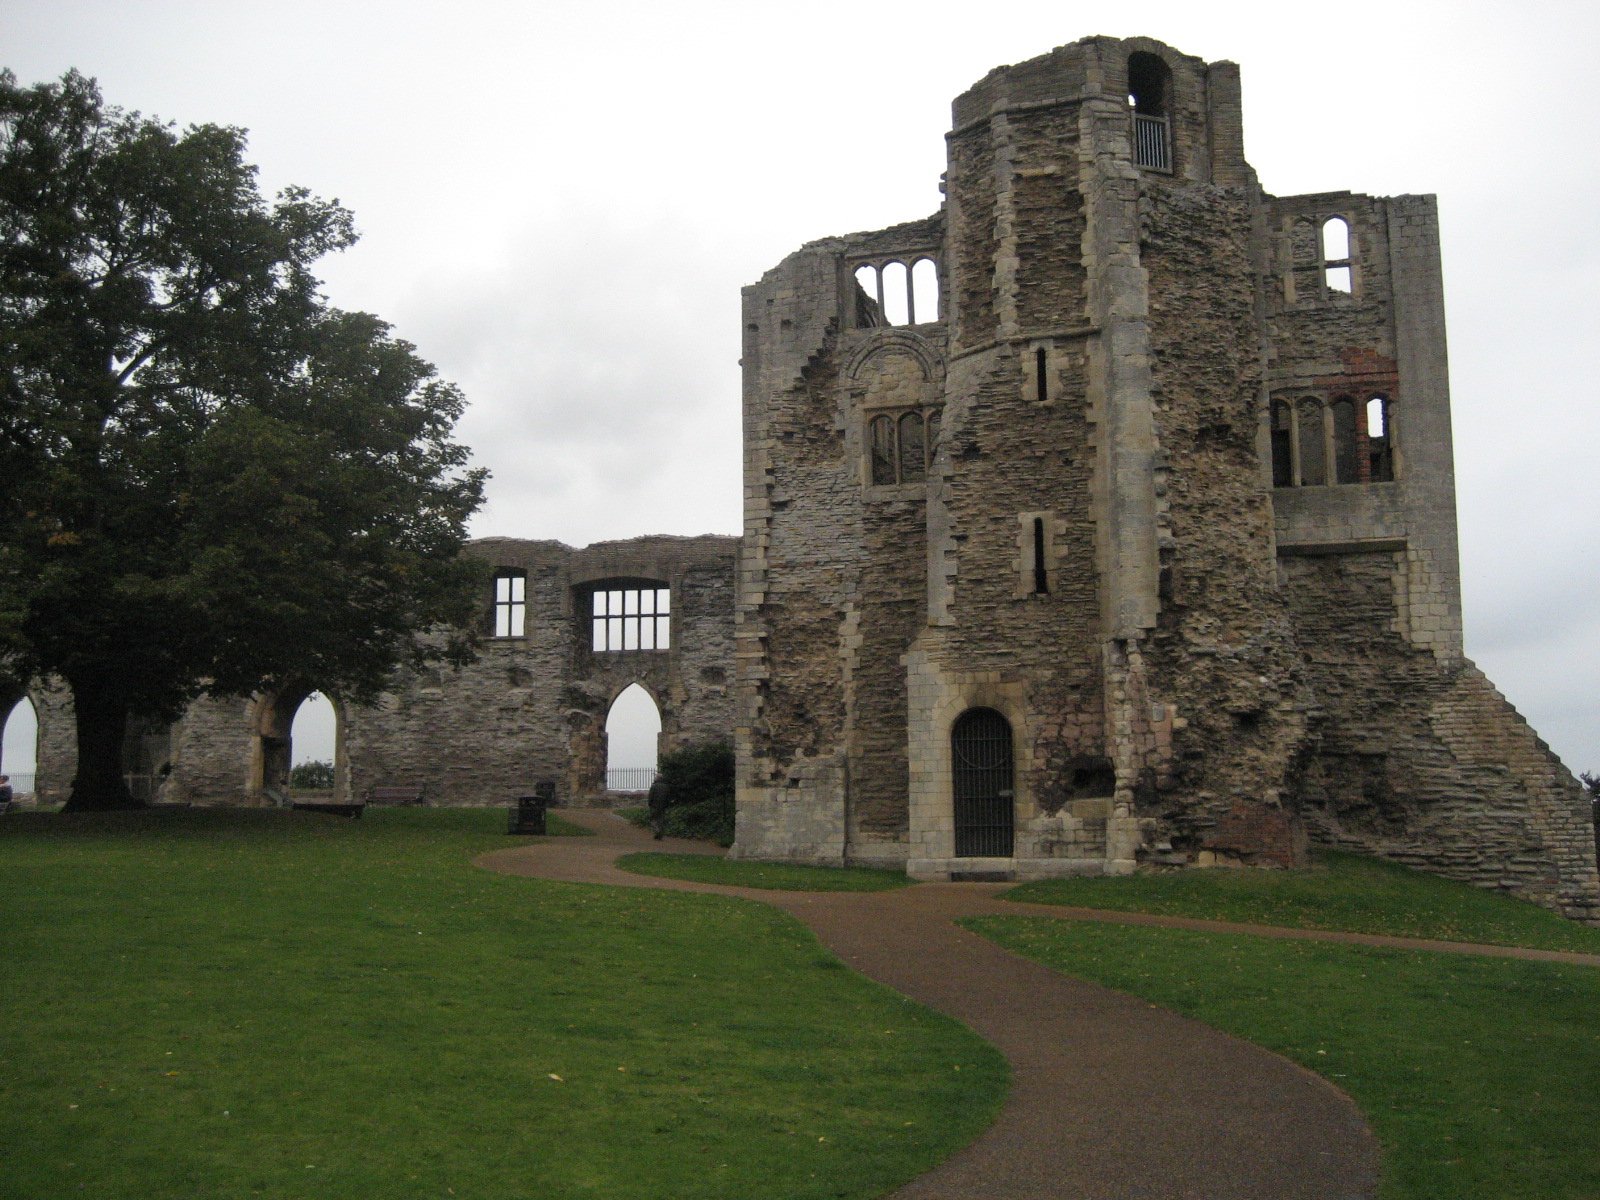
[{"left": 508, "top": 781, "right": 556, "bottom": 835}]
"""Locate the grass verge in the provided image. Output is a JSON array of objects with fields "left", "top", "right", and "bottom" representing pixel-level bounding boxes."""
[
  {"left": 617, "top": 853, "right": 913, "bottom": 892},
  {"left": 0, "top": 807, "right": 1005, "bottom": 1200},
  {"left": 966, "top": 916, "right": 1600, "bottom": 1200},
  {"left": 1003, "top": 851, "right": 1600, "bottom": 954}
]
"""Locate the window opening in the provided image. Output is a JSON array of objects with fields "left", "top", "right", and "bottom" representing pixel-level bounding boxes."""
[
  {"left": 1, "top": 696, "right": 38, "bottom": 798},
  {"left": 869, "top": 409, "right": 936, "bottom": 486},
  {"left": 493, "top": 570, "right": 527, "bottom": 637},
  {"left": 952, "top": 707, "right": 1015, "bottom": 857},
  {"left": 880, "top": 261, "right": 910, "bottom": 326},
  {"left": 1032, "top": 518, "right": 1049, "bottom": 594},
  {"left": 592, "top": 586, "right": 670, "bottom": 652},
  {"left": 605, "top": 683, "right": 661, "bottom": 792},
  {"left": 853, "top": 264, "right": 885, "bottom": 328},
  {"left": 1367, "top": 396, "right": 1394, "bottom": 482},
  {"left": 1035, "top": 347, "right": 1049, "bottom": 403},
  {"left": 1128, "top": 52, "right": 1172, "bottom": 171},
  {"left": 911, "top": 257, "right": 939, "bottom": 322},
  {"left": 870, "top": 414, "right": 897, "bottom": 485},
  {"left": 897, "top": 412, "right": 927, "bottom": 483},
  {"left": 1297, "top": 397, "right": 1327, "bottom": 486},
  {"left": 1322, "top": 217, "right": 1353, "bottom": 294},
  {"left": 853, "top": 259, "right": 940, "bottom": 328},
  {"left": 1331, "top": 397, "right": 1359, "bottom": 484},
  {"left": 1271, "top": 400, "right": 1294, "bottom": 488}
]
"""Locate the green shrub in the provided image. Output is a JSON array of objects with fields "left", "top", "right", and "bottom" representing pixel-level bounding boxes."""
[
  {"left": 655, "top": 742, "right": 735, "bottom": 846},
  {"left": 289, "top": 760, "right": 335, "bottom": 789}
]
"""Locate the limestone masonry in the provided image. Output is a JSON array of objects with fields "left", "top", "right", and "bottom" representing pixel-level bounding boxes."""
[
  {"left": 728, "top": 35, "right": 1597, "bottom": 919},
  {"left": 10, "top": 36, "right": 1595, "bottom": 919}
]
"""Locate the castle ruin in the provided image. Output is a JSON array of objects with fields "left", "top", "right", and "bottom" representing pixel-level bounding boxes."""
[
  {"left": 7, "top": 36, "right": 1595, "bottom": 920},
  {"left": 730, "top": 35, "right": 1598, "bottom": 919}
]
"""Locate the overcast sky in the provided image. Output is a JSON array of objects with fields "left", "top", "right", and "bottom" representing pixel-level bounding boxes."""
[{"left": 2, "top": 0, "right": 1595, "bottom": 778}]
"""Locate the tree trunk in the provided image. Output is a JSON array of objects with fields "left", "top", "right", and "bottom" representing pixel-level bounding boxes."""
[{"left": 60, "top": 679, "right": 142, "bottom": 811}]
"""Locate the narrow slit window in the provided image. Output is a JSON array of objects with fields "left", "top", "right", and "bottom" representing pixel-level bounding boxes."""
[
  {"left": 1035, "top": 347, "right": 1049, "bottom": 403},
  {"left": 493, "top": 571, "right": 527, "bottom": 637},
  {"left": 1032, "top": 517, "right": 1049, "bottom": 594},
  {"left": 591, "top": 586, "right": 670, "bottom": 652}
]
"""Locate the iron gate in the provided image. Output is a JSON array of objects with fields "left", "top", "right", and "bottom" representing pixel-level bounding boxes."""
[{"left": 952, "top": 707, "right": 1014, "bottom": 857}]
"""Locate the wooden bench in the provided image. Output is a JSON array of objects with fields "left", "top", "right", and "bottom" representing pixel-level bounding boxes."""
[
  {"left": 368, "top": 786, "right": 427, "bottom": 807},
  {"left": 291, "top": 801, "right": 366, "bottom": 819}
]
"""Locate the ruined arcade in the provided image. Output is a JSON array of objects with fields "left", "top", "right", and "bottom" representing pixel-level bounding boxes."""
[{"left": 732, "top": 35, "right": 1598, "bottom": 919}]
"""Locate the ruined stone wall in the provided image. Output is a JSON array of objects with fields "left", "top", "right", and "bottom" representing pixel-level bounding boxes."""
[
  {"left": 32, "top": 535, "right": 738, "bottom": 808},
  {"left": 334, "top": 534, "right": 739, "bottom": 807},
  {"left": 1283, "top": 551, "right": 1598, "bottom": 918},
  {"left": 1135, "top": 175, "right": 1311, "bottom": 863},
  {"left": 735, "top": 31, "right": 1596, "bottom": 916}
]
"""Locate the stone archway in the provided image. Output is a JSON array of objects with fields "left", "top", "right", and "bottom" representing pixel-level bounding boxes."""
[
  {"left": 604, "top": 682, "right": 662, "bottom": 793},
  {"left": 251, "top": 686, "right": 348, "bottom": 805}
]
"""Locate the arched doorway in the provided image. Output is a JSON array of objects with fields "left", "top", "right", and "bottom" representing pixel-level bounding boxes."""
[
  {"left": 2, "top": 696, "right": 38, "bottom": 799},
  {"left": 289, "top": 692, "right": 338, "bottom": 793},
  {"left": 952, "top": 707, "right": 1014, "bottom": 857},
  {"left": 256, "top": 688, "right": 346, "bottom": 804},
  {"left": 605, "top": 683, "right": 661, "bottom": 793}
]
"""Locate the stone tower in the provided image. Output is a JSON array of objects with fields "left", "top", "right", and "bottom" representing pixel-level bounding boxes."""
[{"left": 734, "top": 35, "right": 1598, "bottom": 918}]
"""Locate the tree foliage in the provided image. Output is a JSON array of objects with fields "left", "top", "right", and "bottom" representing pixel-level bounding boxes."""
[{"left": 0, "top": 71, "right": 487, "bottom": 809}]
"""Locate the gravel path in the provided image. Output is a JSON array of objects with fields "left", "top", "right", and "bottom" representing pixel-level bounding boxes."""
[{"left": 475, "top": 811, "right": 1393, "bottom": 1199}]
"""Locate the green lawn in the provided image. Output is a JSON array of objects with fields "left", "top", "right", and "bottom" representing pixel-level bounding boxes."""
[
  {"left": 617, "top": 853, "right": 913, "bottom": 892},
  {"left": 1004, "top": 851, "right": 1600, "bottom": 954},
  {"left": 0, "top": 808, "right": 1005, "bottom": 1200},
  {"left": 966, "top": 916, "right": 1600, "bottom": 1200}
]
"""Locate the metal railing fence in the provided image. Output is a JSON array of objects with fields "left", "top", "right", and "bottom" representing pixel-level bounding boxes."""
[{"left": 607, "top": 767, "right": 658, "bottom": 793}]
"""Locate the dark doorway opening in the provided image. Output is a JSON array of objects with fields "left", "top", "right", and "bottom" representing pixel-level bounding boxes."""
[{"left": 952, "top": 707, "right": 1015, "bottom": 857}]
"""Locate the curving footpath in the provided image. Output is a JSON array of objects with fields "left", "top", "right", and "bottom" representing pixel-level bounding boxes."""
[{"left": 476, "top": 811, "right": 1395, "bottom": 1199}]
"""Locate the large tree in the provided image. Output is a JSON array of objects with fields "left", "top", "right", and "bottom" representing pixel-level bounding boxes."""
[{"left": 0, "top": 71, "right": 487, "bottom": 810}]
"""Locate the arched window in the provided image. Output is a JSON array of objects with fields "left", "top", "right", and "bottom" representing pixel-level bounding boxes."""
[
  {"left": 952, "top": 707, "right": 1014, "bottom": 857},
  {"left": 1330, "top": 397, "right": 1359, "bottom": 483},
  {"left": 1270, "top": 399, "right": 1294, "bottom": 488},
  {"left": 1367, "top": 396, "right": 1394, "bottom": 482},
  {"left": 897, "top": 412, "right": 927, "bottom": 483},
  {"left": 1296, "top": 397, "right": 1327, "bottom": 486},
  {"left": 880, "top": 261, "right": 910, "bottom": 326},
  {"left": 1322, "top": 217, "right": 1353, "bottom": 294},
  {"left": 493, "top": 569, "right": 527, "bottom": 638},
  {"left": 911, "top": 257, "right": 940, "bottom": 323},
  {"left": 1128, "top": 52, "right": 1172, "bottom": 171},
  {"left": 868, "top": 409, "right": 936, "bottom": 486},
  {"left": 852, "top": 259, "right": 941, "bottom": 328},
  {"left": 853, "top": 264, "right": 886, "bottom": 328}
]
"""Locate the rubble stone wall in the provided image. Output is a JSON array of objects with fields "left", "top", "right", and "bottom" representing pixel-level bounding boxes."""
[
  {"left": 29, "top": 536, "right": 738, "bottom": 809},
  {"left": 732, "top": 32, "right": 1598, "bottom": 918}
]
